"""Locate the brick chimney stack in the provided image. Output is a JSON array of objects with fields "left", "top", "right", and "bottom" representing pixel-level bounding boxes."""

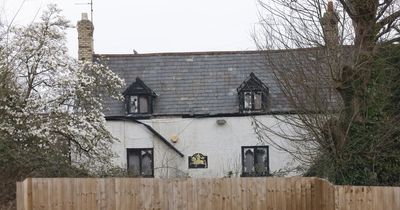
[
  {"left": 321, "top": 0, "right": 339, "bottom": 48},
  {"left": 77, "top": 13, "right": 94, "bottom": 62}
]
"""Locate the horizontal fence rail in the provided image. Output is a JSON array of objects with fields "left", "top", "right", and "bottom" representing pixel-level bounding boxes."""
[{"left": 16, "top": 177, "right": 399, "bottom": 210}]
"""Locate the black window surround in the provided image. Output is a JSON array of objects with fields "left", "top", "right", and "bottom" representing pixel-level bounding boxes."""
[
  {"left": 241, "top": 146, "right": 269, "bottom": 177},
  {"left": 123, "top": 77, "right": 157, "bottom": 115},
  {"left": 237, "top": 73, "right": 269, "bottom": 113},
  {"left": 127, "top": 148, "right": 154, "bottom": 177}
]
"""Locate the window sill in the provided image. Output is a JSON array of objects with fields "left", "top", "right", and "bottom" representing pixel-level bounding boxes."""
[
  {"left": 127, "top": 175, "right": 154, "bottom": 178},
  {"left": 241, "top": 172, "right": 270, "bottom": 177},
  {"left": 241, "top": 109, "right": 266, "bottom": 114},
  {"left": 126, "top": 113, "right": 153, "bottom": 119}
]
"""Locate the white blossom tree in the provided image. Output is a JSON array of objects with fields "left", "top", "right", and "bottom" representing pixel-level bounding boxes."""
[{"left": 0, "top": 5, "right": 125, "bottom": 206}]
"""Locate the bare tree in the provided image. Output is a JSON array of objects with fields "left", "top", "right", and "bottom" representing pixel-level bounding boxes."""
[{"left": 254, "top": 0, "right": 400, "bottom": 184}]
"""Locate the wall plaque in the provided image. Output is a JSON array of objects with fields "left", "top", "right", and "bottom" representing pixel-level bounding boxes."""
[{"left": 188, "top": 153, "right": 208, "bottom": 168}]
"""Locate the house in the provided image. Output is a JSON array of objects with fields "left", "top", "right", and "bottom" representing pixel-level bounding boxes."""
[{"left": 76, "top": 3, "right": 338, "bottom": 178}]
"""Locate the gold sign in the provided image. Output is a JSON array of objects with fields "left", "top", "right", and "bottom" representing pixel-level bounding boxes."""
[{"left": 188, "top": 153, "right": 208, "bottom": 168}]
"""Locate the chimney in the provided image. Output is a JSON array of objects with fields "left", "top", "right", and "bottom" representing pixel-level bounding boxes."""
[
  {"left": 321, "top": 0, "right": 339, "bottom": 48},
  {"left": 77, "top": 13, "right": 94, "bottom": 62}
]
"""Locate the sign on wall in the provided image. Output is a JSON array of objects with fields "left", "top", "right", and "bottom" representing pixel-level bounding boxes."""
[{"left": 188, "top": 153, "right": 208, "bottom": 168}]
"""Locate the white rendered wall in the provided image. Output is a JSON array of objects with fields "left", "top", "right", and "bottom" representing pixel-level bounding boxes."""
[{"left": 106, "top": 115, "right": 299, "bottom": 178}]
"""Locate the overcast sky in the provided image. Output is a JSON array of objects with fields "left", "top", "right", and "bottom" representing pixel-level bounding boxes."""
[{"left": 1, "top": 0, "right": 260, "bottom": 58}]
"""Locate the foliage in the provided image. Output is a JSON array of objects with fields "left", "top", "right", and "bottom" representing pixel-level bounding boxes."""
[
  {"left": 306, "top": 46, "right": 400, "bottom": 185},
  {"left": 254, "top": 0, "right": 400, "bottom": 185},
  {"left": 0, "top": 5, "right": 125, "bottom": 206}
]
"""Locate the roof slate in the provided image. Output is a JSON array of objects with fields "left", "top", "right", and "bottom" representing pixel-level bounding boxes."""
[{"left": 98, "top": 49, "right": 323, "bottom": 116}]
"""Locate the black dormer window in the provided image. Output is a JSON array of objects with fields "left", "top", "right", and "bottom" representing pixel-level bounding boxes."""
[
  {"left": 123, "top": 77, "right": 157, "bottom": 115},
  {"left": 237, "top": 73, "right": 269, "bottom": 113}
]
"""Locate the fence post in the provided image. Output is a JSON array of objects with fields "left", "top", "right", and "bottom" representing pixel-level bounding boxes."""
[{"left": 16, "top": 178, "right": 32, "bottom": 210}]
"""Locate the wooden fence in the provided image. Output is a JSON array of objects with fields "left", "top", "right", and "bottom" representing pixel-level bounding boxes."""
[
  {"left": 16, "top": 177, "right": 399, "bottom": 210},
  {"left": 335, "top": 185, "right": 400, "bottom": 210}
]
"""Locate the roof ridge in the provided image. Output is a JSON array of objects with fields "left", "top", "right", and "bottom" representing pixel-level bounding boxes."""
[{"left": 94, "top": 47, "right": 323, "bottom": 58}]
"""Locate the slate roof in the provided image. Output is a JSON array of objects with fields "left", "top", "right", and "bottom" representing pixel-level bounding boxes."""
[{"left": 98, "top": 49, "right": 327, "bottom": 117}]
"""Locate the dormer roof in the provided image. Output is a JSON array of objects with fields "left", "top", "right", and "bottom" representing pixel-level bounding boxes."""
[
  {"left": 237, "top": 72, "right": 269, "bottom": 93},
  {"left": 123, "top": 77, "right": 157, "bottom": 97}
]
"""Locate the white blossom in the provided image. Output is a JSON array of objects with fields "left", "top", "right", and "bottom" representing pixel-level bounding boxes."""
[{"left": 0, "top": 5, "right": 125, "bottom": 173}]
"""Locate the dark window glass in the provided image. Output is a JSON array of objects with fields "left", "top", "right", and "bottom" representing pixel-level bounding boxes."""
[
  {"left": 141, "top": 150, "right": 152, "bottom": 176},
  {"left": 241, "top": 146, "right": 269, "bottom": 176},
  {"left": 129, "top": 96, "right": 138, "bottom": 113},
  {"left": 244, "top": 92, "right": 252, "bottom": 109},
  {"left": 254, "top": 92, "right": 262, "bottom": 110},
  {"left": 139, "top": 96, "right": 149, "bottom": 113},
  {"left": 126, "top": 95, "right": 151, "bottom": 114},
  {"left": 243, "top": 148, "right": 254, "bottom": 173},
  {"left": 128, "top": 150, "right": 140, "bottom": 175},
  {"left": 242, "top": 91, "right": 264, "bottom": 111},
  {"left": 127, "top": 148, "right": 153, "bottom": 177},
  {"left": 254, "top": 147, "right": 268, "bottom": 174}
]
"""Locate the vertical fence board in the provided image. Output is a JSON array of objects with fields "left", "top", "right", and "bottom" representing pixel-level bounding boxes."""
[
  {"left": 229, "top": 178, "right": 239, "bottom": 210},
  {"left": 16, "top": 182, "right": 24, "bottom": 210},
  {"left": 181, "top": 179, "right": 189, "bottom": 210},
  {"left": 206, "top": 179, "right": 213, "bottom": 210},
  {"left": 266, "top": 177, "right": 275, "bottom": 210},
  {"left": 289, "top": 178, "right": 296, "bottom": 210},
  {"left": 31, "top": 179, "right": 38, "bottom": 210},
  {"left": 294, "top": 178, "right": 301, "bottom": 210},
  {"left": 187, "top": 179, "right": 195, "bottom": 210}
]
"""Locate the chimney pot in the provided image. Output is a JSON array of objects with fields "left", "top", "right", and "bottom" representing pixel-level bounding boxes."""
[
  {"left": 81, "top": 13, "right": 89, "bottom": 20},
  {"left": 327, "top": 1, "right": 334, "bottom": 12}
]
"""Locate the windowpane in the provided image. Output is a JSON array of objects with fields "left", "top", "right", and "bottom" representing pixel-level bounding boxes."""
[
  {"left": 243, "top": 148, "right": 254, "bottom": 173},
  {"left": 128, "top": 150, "right": 140, "bottom": 176},
  {"left": 254, "top": 92, "right": 262, "bottom": 110},
  {"left": 254, "top": 148, "right": 268, "bottom": 174},
  {"left": 244, "top": 92, "right": 252, "bottom": 109},
  {"left": 129, "top": 96, "right": 138, "bottom": 113},
  {"left": 139, "top": 96, "right": 149, "bottom": 113},
  {"left": 141, "top": 150, "right": 153, "bottom": 176}
]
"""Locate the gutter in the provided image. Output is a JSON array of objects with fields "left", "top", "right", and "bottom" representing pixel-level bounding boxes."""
[{"left": 105, "top": 116, "right": 184, "bottom": 157}]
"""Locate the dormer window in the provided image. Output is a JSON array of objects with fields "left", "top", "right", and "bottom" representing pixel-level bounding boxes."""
[
  {"left": 237, "top": 73, "right": 269, "bottom": 113},
  {"left": 123, "top": 77, "right": 157, "bottom": 115}
]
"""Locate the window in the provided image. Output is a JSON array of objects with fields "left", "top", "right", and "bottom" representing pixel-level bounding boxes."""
[
  {"left": 127, "top": 95, "right": 149, "bottom": 114},
  {"left": 237, "top": 73, "right": 269, "bottom": 113},
  {"left": 243, "top": 91, "right": 263, "bottom": 111},
  {"left": 123, "top": 77, "right": 157, "bottom": 115},
  {"left": 127, "top": 148, "right": 154, "bottom": 177},
  {"left": 241, "top": 146, "right": 269, "bottom": 176}
]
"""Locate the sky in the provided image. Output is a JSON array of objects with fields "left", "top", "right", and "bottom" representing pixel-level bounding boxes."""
[{"left": 1, "top": 0, "right": 260, "bottom": 58}]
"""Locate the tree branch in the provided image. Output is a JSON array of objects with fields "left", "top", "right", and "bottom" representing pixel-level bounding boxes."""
[{"left": 378, "top": 9, "right": 400, "bottom": 27}]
